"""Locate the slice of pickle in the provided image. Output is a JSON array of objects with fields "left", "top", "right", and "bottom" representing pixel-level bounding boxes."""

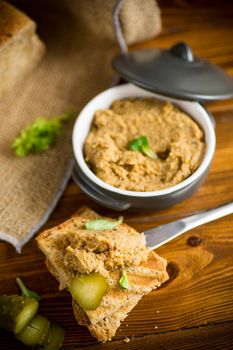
[
  {"left": 70, "top": 273, "right": 109, "bottom": 310},
  {"left": 38, "top": 324, "right": 65, "bottom": 350},
  {"left": 0, "top": 295, "right": 39, "bottom": 334},
  {"left": 16, "top": 314, "right": 50, "bottom": 346}
]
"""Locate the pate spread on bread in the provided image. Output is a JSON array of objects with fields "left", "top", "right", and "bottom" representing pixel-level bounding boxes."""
[{"left": 36, "top": 207, "right": 169, "bottom": 342}]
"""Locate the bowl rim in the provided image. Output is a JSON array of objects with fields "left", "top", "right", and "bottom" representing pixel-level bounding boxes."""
[{"left": 72, "top": 83, "right": 216, "bottom": 198}]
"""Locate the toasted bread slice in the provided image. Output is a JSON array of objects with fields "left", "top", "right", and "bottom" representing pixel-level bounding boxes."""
[
  {"left": 36, "top": 206, "right": 169, "bottom": 342},
  {"left": 72, "top": 294, "right": 142, "bottom": 342},
  {"left": 72, "top": 250, "right": 168, "bottom": 342},
  {"left": 37, "top": 206, "right": 149, "bottom": 287}
]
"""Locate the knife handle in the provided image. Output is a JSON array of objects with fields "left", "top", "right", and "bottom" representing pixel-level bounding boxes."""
[
  {"left": 181, "top": 200, "right": 233, "bottom": 232},
  {"left": 144, "top": 200, "right": 233, "bottom": 250}
]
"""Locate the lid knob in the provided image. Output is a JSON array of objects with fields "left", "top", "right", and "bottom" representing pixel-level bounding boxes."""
[{"left": 170, "top": 42, "right": 194, "bottom": 62}]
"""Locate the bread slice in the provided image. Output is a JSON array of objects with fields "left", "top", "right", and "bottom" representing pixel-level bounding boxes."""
[
  {"left": 36, "top": 206, "right": 169, "bottom": 342},
  {"left": 0, "top": 1, "right": 45, "bottom": 99},
  {"left": 37, "top": 206, "right": 149, "bottom": 288},
  {"left": 72, "top": 250, "right": 168, "bottom": 342}
]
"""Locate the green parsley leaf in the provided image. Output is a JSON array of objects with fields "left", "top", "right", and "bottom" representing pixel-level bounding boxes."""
[
  {"left": 128, "top": 136, "right": 157, "bottom": 159},
  {"left": 119, "top": 270, "right": 130, "bottom": 290},
  {"left": 128, "top": 136, "right": 148, "bottom": 152},
  {"left": 85, "top": 216, "right": 123, "bottom": 230},
  {"left": 12, "top": 111, "right": 73, "bottom": 157},
  {"left": 141, "top": 144, "right": 158, "bottom": 159},
  {"left": 16, "top": 277, "right": 42, "bottom": 302}
]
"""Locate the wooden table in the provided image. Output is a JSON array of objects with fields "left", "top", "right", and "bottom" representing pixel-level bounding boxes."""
[{"left": 1, "top": 1, "right": 233, "bottom": 349}]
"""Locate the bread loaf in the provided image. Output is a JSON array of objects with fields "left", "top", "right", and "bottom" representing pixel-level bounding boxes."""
[{"left": 0, "top": 0, "right": 45, "bottom": 99}]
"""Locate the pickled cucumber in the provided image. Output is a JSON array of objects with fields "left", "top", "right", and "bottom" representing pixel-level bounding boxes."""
[
  {"left": 38, "top": 324, "right": 65, "bottom": 350},
  {"left": 16, "top": 314, "right": 50, "bottom": 346},
  {"left": 0, "top": 295, "right": 39, "bottom": 334},
  {"left": 70, "top": 273, "right": 109, "bottom": 310}
]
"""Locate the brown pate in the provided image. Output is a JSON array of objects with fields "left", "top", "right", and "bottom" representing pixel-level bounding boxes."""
[{"left": 84, "top": 98, "right": 205, "bottom": 192}]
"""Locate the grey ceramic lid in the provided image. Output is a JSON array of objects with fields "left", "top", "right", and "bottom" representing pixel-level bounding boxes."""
[{"left": 112, "top": 42, "right": 233, "bottom": 101}]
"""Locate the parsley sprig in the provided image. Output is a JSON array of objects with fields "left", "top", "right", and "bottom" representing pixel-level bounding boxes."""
[
  {"left": 128, "top": 136, "right": 157, "bottom": 159},
  {"left": 85, "top": 216, "right": 123, "bottom": 230},
  {"left": 16, "top": 277, "right": 42, "bottom": 302},
  {"left": 119, "top": 270, "right": 130, "bottom": 290},
  {"left": 12, "top": 111, "right": 72, "bottom": 157}
]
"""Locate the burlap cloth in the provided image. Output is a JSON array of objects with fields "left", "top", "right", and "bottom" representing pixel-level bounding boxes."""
[{"left": 0, "top": 0, "right": 161, "bottom": 252}]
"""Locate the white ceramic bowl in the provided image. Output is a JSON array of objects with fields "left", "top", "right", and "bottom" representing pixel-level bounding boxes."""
[{"left": 72, "top": 83, "right": 215, "bottom": 210}]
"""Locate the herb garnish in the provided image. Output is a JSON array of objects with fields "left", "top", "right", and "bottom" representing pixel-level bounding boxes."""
[
  {"left": 16, "top": 277, "right": 42, "bottom": 302},
  {"left": 85, "top": 216, "right": 123, "bottom": 230},
  {"left": 128, "top": 135, "right": 148, "bottom": 151},
  {"left": 12, "top": 111, "right": 72, "bottom": 157},
  {"left": 128, "top": 136, "right": 157, "bottom": 159},
  {"left": 119, "top": 270, "right": 130, "bottom": 290}
]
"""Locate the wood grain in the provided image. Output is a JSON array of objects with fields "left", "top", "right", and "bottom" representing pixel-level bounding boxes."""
[
  {"left": 61, "top": 322, "right": 233, "bottom": 350},
  {"left": 1, "top": 0, "right": 233, "bottom": 349}
]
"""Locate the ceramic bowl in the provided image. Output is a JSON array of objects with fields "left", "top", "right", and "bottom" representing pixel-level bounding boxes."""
[{"left": 72, "top": 83, "right": 215, "bottom": 211}]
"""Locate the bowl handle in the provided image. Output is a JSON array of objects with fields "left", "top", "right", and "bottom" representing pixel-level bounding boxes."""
[{"left": 72, "top": 168, "right": 131, "bottom": 211}]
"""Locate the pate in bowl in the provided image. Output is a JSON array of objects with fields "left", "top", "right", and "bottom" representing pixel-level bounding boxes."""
[{"left": 72, "top": 83, "right": 215, "bottom": 211}]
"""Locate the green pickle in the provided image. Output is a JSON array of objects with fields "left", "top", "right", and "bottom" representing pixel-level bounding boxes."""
[
  {"left": 16, "top": 314, "right": 50, "bottom": 346},
  {"left": 0, "top": 295, "right": 39, "bottom": 334},
  {"left": 70, "top": 273, "right": 109, "bottom": 310},
  {"left": 38, "top": 324, "right": 65, "bottom": 350}
]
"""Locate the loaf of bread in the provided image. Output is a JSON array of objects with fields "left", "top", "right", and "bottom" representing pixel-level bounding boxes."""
[{"left": 0, "top": 0, "right": 45, "bottom": 99}]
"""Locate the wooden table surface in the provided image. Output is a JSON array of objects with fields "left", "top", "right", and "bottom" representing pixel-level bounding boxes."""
[{"left": 1, "top": 1, "right": 233, "bottom": 349}]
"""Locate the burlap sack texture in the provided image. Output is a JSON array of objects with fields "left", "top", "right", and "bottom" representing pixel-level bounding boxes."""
[{"left": 0, "top": 0, "right": 161, "bottom": 252}]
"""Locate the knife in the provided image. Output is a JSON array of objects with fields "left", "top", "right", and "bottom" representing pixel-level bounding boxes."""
[{"left": 144, "top": 200, "right": 233, "bottom": 249}]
